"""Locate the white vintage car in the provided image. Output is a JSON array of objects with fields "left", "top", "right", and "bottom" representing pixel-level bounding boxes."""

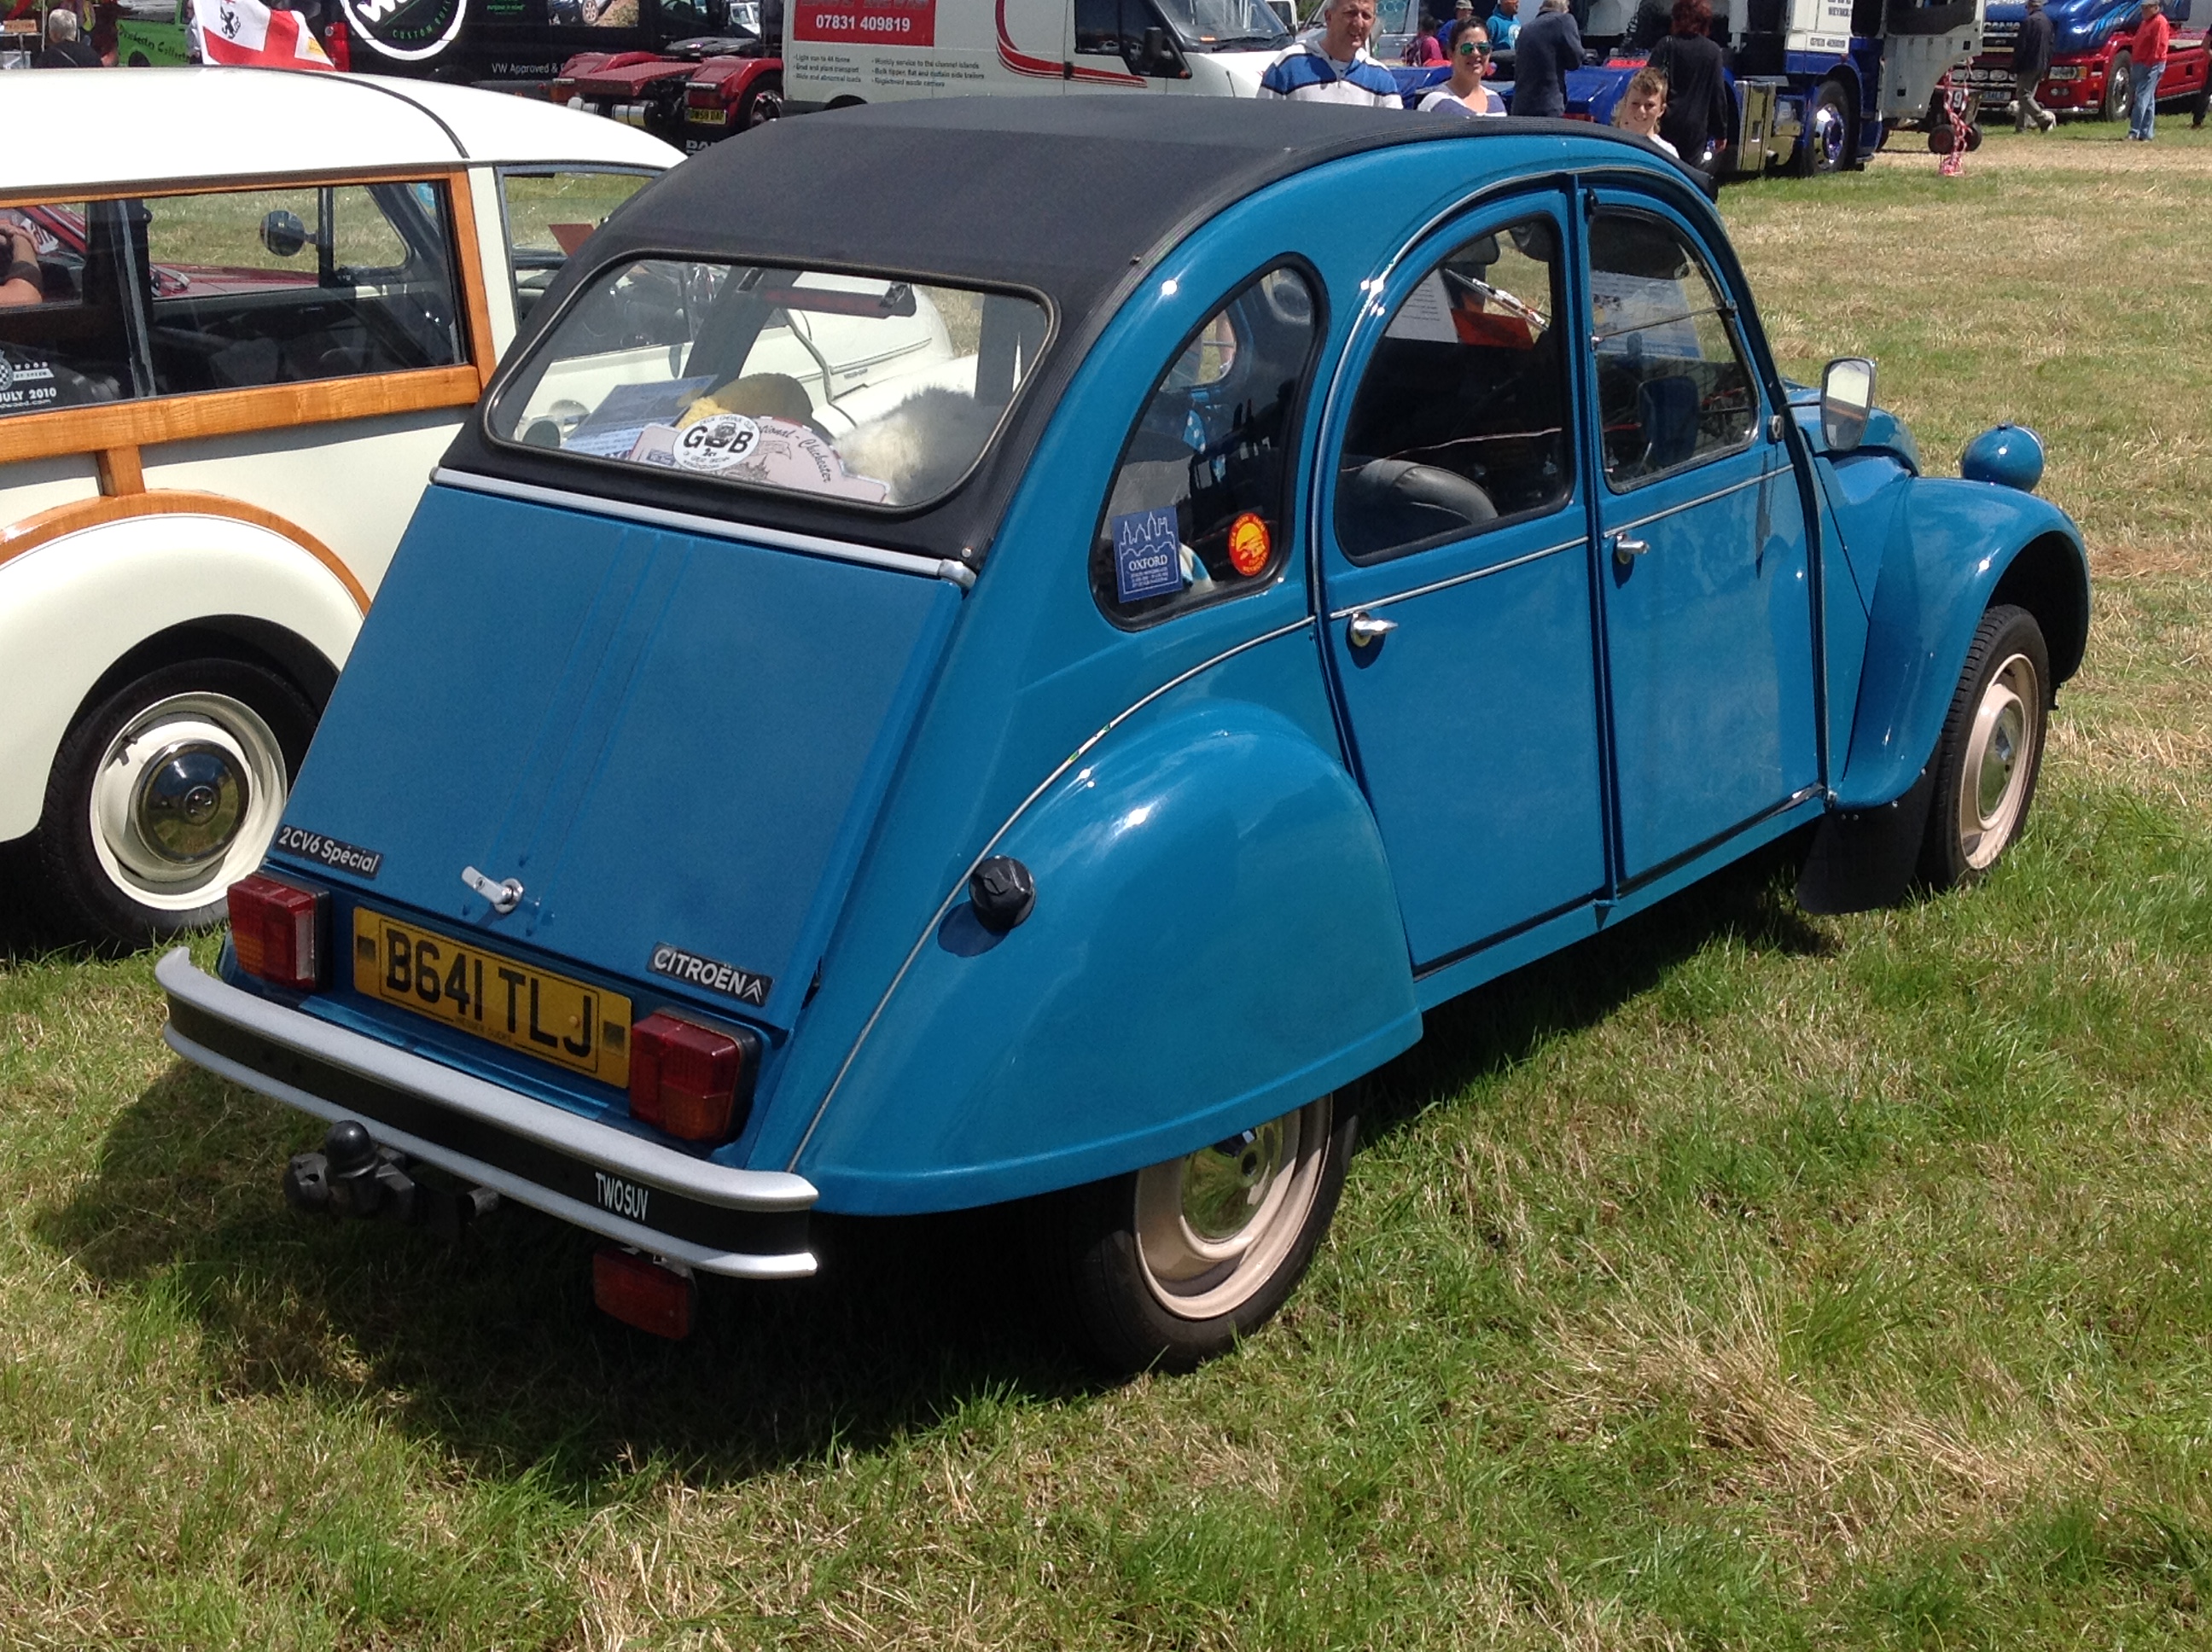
[{"left": 0, "top": 69, "right": 678, "bottom": 946}]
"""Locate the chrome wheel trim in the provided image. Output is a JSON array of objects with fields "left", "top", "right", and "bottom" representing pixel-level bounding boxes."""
[
  {"left": 1134, "top": 1096, "right": 1331, "bottom": 1322},
  {"left": 87, "top": 692, "right": 288, "bottom": 911},
  {"left": 1958, "top": 652, "right": 2040, "bottom": 871},
  {"left": 1809, "top": 100, "right": 1848, "bottom": 171}
]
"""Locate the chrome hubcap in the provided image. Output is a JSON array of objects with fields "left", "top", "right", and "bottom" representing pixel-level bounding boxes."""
[
  {"left": 1134, "top": 1096, "right": 1331, "bottom": 1322},
  {"left": 1958, "top": 653, "right": 2040, "bottom": 870},
  {"left": 88, "top": 692, "right": 288, "bottom": 911}
]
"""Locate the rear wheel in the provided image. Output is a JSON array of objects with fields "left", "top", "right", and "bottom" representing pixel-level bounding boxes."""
[
  {"left": 1796, "top": 78, "right": 1857, "bottom": 175},
  {"left": 739, "top": 72, "right": 783, "bottom": 129},
  {"left": 2103, "top": 49, "right": 2133, "bottom": 122},
  {"left": 34, "top": 658, "right": 315, "bottom": 948},
  {"left": 1042, "top": 1096, "right": 1355, "bottom": 1374},
  {"left": 1918, "top": 605, "right": 2050, "bottom": 890}
]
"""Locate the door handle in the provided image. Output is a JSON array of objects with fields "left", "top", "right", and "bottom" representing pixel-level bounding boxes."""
[
  {"left": 1347, "top": 611, "right": 1399, "bottom": 648},
  {"left": 1611, "top": 534, "right": 1650, "bottom": 566}
]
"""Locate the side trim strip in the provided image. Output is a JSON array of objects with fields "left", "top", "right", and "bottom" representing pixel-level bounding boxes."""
[
  {"left": 1328, "top": 533, "right": 1586, "bottom": 620},
  {"left": 0, "top": 491, "right": 370, "bottom": 612},
  {"left": 430, "top": 468, "right": 978, "bottom": 590},
  {"left": 785, "top": 614, "right": 1320, "bottom": 1170},
  {"left": 157, "top": 951, "right": 819, "bottom": 1212},
  {"left": 1610, "top": 468, "right": 1770, "bottom": 532},
  {"left": 1616, "top": 781, "right": 1827, "bottom": 896}
]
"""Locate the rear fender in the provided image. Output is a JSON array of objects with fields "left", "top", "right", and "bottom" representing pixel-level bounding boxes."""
[
  {"left": 0, "top": 510, "right": 358, "bottom": 840},
  {"left": 791, "top": 698, "right": 1422, "bottom": 1215},
  {"left": 1831, "top": 477, "right": 2087, "bottom": 812}
]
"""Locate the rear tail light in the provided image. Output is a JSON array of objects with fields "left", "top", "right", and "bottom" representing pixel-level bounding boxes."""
[
  {"left": 593, "top": 1248, "right": 694, "bottom": 1338},
  {"left": 228, "top": 872, "right": 325, "bottom": 991},
  {"left": 548, "top": 77, "right": 577, "bottom": 103},
  {"left": 628, "top": 1012, "right": 758, "bottom": 1142}
]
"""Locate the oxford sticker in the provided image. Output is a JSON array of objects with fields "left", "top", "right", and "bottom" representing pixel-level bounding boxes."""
[{"left": 1111, "top": 506, "right": 1185, "bottom": 603}]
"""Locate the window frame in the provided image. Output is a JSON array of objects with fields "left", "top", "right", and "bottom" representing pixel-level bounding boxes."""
[
  {"left": 0, "top": 166, "right": 490, "bottom": 467},
  {"left": 1087, "top": 255, "right": 1330, "bottom": 632},
  {"left": 1329, "top": 208, "right": 1578, "bottom": 569},
  {"left": 480, "top": 247, "right": 1060, "bottom": 519},
  {"left": 493, "top": 164, "right": 664, "bottom": 331},
  {"left": 1585, "top": 204, "right": 1763, "bottom": 497}
]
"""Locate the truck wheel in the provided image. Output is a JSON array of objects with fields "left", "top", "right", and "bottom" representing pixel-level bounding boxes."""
[
  {"left": 1918, "top": 605, "right": 2049, "bottom": 890},
  {"left": 34, "top": 658, "right": 315, "bottom": 949},
  {"left": 1796, "top": 79, "right": 1856, "bottom": 176},
  {"left": 2102, "top": 50, "right": 2132, "bottom": 122},
  {"left": 739, "top": 72, "right": 783, "bottom": 129},
  {"left": 1040, "top": 1096, "right": 1354, "bottom": 1374}
]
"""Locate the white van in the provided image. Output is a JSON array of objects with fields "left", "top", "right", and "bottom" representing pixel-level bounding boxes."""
[{"left": 783, "top": 0, "right": 1294, "bottom": 110}]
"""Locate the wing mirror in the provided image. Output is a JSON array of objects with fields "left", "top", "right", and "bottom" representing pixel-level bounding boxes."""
[
  {"left": 1132, "top": 24, "right": 1187, "bottom": 77},
  {"left": 1820, "top": 356, "right": 1876, "bottom": 452},
  {"left": 259, "top": 209, "right": 311, "bottom": 259}
]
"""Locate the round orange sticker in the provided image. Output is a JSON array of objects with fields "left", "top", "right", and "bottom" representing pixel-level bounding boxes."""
[{"left": 1227, "top": 513, "right": 1271, "bottom": 577}]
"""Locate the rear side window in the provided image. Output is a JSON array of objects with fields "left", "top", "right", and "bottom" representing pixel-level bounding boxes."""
[
  {"left": 498, "top": 169, "right": 655, "bottom": 329},
  {"left": 1335, "top": 216, "right": 1570, "bottom": 563},
  {"left": 1089, "top": 265, "right": 1321, "bottom": 626},
  {"left": 140, "top": 183, "right": 464, "bottom": 394},
  {"left": 0, "top": 201, "right": 145, "bottom": 415},
  {"left": 488, "top": 259, "right": 1051, "bottom": 510}
]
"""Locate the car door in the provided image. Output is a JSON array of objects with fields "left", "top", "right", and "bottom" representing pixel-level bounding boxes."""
[
  {"left": 1582, "top": 193, "right": 1819, "bottom": 884},
  {"left": 1319, "top": 194, "right": 1608, "bottom": 971}
]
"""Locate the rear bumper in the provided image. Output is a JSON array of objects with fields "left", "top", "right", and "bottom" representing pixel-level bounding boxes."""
[{"left": 157, "top": 950, "right": 818, "bottom": 1279}]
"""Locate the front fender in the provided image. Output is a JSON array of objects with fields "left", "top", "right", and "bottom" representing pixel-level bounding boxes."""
[
  {"left": 1832, "top": 477, "right": 2087, "bottom": 810},
  {"left": 0, "top": 509, "right": 358, "bottom": 840},
  {"left": 794, "top": 701, "right": 1422, "bottom": 1215}
]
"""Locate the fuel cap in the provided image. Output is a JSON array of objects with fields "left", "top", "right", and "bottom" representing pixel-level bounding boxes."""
[{"left": 968, "top": 856, "right": 1036, "bottom": 934}]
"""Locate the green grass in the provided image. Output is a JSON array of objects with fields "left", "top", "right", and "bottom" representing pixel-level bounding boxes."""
[{"left": 4, "top": 136, "right": 2212, "bottom": 1649}]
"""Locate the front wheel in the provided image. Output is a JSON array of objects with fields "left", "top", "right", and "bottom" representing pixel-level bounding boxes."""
[
  {"left": 739, "top": 72, "right": 783, "bottom": 130},
  {"left": 33, "top": 657, "right": 316, "bottom": 948},
  {"left": 1796, "top": 78, "right": 1856, "bottom": 175},
  {"left": 2103, "top": 50, "right": 2133, "bottom": 122},
  {"left": 1918, "top": 605, "right": 2050, "bottom": 890},
  {"left": 1041, "top": 1095, "right": 1355, "bottom": 1374}
]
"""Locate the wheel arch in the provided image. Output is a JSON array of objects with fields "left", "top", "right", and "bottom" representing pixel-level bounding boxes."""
[
  {"left": 0, "top": 507, "right": 360, "bottom": 842},
  {"left": 787, "top": 698, "right": 1423, "bottom": 1216}
]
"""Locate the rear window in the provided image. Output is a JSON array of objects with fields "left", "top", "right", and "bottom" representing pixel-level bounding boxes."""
[{"left": 486, "top": 259, "right": 1051, "bottom": 510}]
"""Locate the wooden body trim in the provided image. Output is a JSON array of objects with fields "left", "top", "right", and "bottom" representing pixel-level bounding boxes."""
[{"left": 0, "top": 491, "right": 371, "bottom": 612}]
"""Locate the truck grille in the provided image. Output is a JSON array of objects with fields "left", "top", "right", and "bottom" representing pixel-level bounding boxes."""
[{"left": 1982, "top": 18, "right": 2018, "bottom": 45}]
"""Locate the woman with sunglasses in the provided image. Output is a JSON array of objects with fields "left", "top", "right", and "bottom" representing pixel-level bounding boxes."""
[{"left": 1417, "top": 26, "right": 1506, "bottom": 115}]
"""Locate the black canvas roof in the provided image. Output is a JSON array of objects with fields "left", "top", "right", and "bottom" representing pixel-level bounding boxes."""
[{"left": 445, "top": 98, "right": 1643, "bottom": 562}]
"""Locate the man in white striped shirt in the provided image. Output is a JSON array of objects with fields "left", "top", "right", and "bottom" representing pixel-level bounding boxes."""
[{"left": 1256, "top": 0, "right": 1403, "bottom": 107}]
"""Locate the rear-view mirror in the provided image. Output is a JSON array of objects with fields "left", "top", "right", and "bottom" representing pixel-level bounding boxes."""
[
  {"left": 1821, "top": 356, "right": 1876, "bottom": 452},
  {"left": 260, "top": 209, "right": 309, "bottom": 259}
]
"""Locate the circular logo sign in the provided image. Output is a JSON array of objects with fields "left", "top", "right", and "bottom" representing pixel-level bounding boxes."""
[
  {"left": 337, "top": 0, "right": 467, "bottom": 62},
  {"left": 675, "top": 414, "right": 764, "bottom": 474},
  {"left": 1226, "top": 511, "right": 1271, "bottom": 577}
]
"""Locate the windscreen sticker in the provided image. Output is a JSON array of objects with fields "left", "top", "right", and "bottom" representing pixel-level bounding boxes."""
[
  {"left": 673, "top": 412, "right": 765, "bottom": 473},
  {"left": 562, "top": 375, "right": 715, "bottom": 457},
  {"left": 272, "top": 823, "right": 382, "bottom": 879},
  {"left": 649, "top": 943, "right": 772, "bottom": 1007},
  {"left": 1112, "top": 507, "right": 1185, "bottom": 603}
]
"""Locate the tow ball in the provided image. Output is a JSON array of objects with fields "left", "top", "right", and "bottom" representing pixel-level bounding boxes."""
[{"left": 283, "top": 1119, "right": 499, "bottom": 1240}]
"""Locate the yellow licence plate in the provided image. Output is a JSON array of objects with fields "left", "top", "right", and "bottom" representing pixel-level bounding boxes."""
[
  {"left": 690, "top": 106, "right": 728, "bottom": 123},
  {"left": 352, "top": 910, "right": 632, "bottom": 1088}
]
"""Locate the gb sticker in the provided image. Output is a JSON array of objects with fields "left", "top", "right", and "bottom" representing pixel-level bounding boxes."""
[{"left": 675, "top": 413, "right": 763, "bottom": 473}]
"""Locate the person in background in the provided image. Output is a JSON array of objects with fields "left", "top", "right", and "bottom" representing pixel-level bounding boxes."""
[
  {"left": 1611, "top": 63, "right": 1678, "bottom": 154},
  {"left": 1508, "top": 0, "right": 1580, "bottom": 116},
  {"left": 1419, "top": 23, "right": 1506, "bottom": 112},
  {"left": 2011, "top": 0, "right": 2057, "bottom": 131},
  {"left": 1487, "top": 0, "right": 1521, "bottom": 48},
  {"left": 1648, "top": 0, "right": 1731, "bottom": 166},
  {"left": 1403, "top": 9, "right": 1448, "bottom": 64},
  {"left": 1624, "top": 0, "right": 1669, "bottom": 48},
  {"left": 1258, "top": 0, "right": 1402, "bottom": 105},
  {"left": 32, "top": 7, "right": 102, "bottom": 65},
  {"left": 1, "top": 213, "right": 45, "bottom": 306},
  {"left": 2125, "top": 0, "right": 2169, "bottom": 139}
]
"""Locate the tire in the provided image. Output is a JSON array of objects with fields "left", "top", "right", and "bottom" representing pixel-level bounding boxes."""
[
  {"left": 738, "top": 72, "right": 783, "bottom": 129},
  {"left": 1917, "top": 605, "right": 2050, "bottom": 891},
  {"left": 2103, "top": 49, "right": 2132, "bottom": 122},
  {"left": 1039, "top": 1095, "right": 1356, "bottom": 1375},
  {"left": 33, "top": 658, "right": 316, "bottom": 949},
  {"left": 1796, "top": 78, "right": 1857, "bottom": 176},
  {"left": 125, "top": 49, "right": 149, "bottom": 66}
]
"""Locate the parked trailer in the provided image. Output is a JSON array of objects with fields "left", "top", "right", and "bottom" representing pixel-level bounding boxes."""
[
  {"left": 550, "top": 32, "right": 783, "bottom": 151},
  {"left": 1965, "top": 0, "right": 2208, "bottom": 124}
]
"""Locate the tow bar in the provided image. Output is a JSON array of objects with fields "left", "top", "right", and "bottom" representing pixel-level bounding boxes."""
[{"left": 282, "top": 1119, "right": 500, "bottom": 1240}]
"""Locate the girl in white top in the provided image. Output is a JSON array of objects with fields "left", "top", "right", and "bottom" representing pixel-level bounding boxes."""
[
  {"left": 1416, "top": 27, "right": 1507, "bottom": 116},
  {"left": 1610, "top": 65, "right": 1682, "bottom": 157}
]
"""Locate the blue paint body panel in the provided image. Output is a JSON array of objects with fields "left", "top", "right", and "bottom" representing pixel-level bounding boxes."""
[{"left": 205, "top": 122, "right": 2089, "bottom": 1229}]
